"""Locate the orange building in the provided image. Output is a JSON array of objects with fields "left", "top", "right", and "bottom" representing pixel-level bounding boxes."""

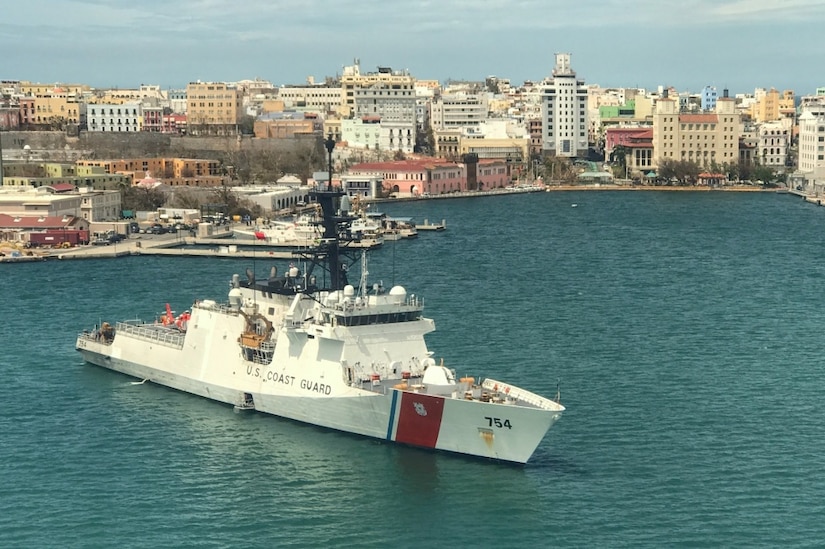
[{"left": 76, "top": 158, "right": 226, "bottom": 187}]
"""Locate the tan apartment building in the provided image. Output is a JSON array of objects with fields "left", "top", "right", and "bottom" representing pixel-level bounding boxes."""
[
  {"left": 31, "top": 91, "right": 81, "bottom": 127},
  {"left": 76, "top": 157, "right": 225, "bottom": 187},
  {"left": 185, "top": 82, "right": 243, "bottom": 135},
  {"left": 277, "top": 85, "right": 342, "bottom": 114},
  {"left": 751, "top": 88, "right": 795, "bottom": 123},
  {"left": 253, "top": 115, "right": 318, "bottom": 139},
  {"left": 340, "top": 63, "right": 416, "bottom": 118},
  {"left": 432, "top": 128, "right": 461, "bottom": 159},
  {"left": 261, "top": 99, "right": 286, "bottom": 113},
  {"left": 653, "top": 94, "right": 740, "bottom": 171}
]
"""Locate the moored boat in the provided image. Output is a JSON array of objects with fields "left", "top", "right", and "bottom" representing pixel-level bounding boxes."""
[{"left": 233, "top": 213, "right": 322, "bottom": 244}]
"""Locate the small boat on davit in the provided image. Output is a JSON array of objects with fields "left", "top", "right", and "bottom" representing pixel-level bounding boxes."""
[{"left": 75, "top": 147, "right": 564, "bottom": 464}]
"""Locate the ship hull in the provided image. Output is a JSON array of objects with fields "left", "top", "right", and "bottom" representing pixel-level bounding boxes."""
[{"left": 77, "top": 335, "right": 561, "bottom": 464}]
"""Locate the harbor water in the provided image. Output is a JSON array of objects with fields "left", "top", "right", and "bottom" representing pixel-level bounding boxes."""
[{"left": 2, "top": 190, "right": 825, "bottom": 547}]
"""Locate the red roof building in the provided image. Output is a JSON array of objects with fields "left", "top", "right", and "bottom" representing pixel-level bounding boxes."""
[{"left": 348, "top": 159, "right": 466, "bottom": 196}]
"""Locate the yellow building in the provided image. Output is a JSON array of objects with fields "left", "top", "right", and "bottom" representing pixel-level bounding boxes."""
[
  {"left": 634, "top": 95, "right": 655, "bottom": 120},
  {"left": 433, "top": 129, "right": 461, "bottom": 159},
  {"left": 186, "top": 82, "right": 244, "bottom": 135},
  {"left": 0, "top": 162, "right": 130, "bottom": 190},
  {"left": 261, "top": 99, "right": 286, "bottom": 113},
  {"left": 253, "top": 117, "right": 316, "bottom": 139},
  {"left": 19, "top": 82, "right": 89, "bottom": 96},
  {"left": 653, "top": 96, "right": 740, "bottom": 170},
  {"left": 323, "top": 119, "right": 342, "bottom": 142},
  {"left": 751, "top": 88, "right": 795, "bottom": 123},
  {"left": 31, "top": 92, "right": 81, "bottom": 127}
]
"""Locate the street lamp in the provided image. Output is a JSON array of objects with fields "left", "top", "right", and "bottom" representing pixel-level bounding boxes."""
[{"left": 324, "top": 132, "right": 335, "bottom": 191}]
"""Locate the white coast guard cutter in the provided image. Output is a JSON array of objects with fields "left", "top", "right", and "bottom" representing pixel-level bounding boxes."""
[{"left": 76, "top": 186, "right": 564, "bottom": 464}]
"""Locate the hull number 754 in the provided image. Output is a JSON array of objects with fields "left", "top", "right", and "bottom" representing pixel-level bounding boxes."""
[{"left": 484, "top": 417, "right": 512, "bottom": 429}]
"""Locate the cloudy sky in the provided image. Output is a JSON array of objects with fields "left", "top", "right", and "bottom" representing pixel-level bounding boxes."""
[{"left": 2, "top": 0, "right": 823, "bottom": 95}]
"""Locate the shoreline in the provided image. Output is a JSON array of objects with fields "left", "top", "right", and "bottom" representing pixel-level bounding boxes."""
[
  {"left": 544, "top": 184, "right": 775, "bottom": 192},
  {"left": 371, "top": 184, "right": 778, "bottom": 203}
]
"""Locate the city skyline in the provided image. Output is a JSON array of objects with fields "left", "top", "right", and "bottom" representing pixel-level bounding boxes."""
[{"left": 2, "top": 0, "right": 824, "bottom": 95}]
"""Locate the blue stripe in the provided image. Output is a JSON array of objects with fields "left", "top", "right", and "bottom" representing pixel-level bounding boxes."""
[{"left": 386, "top": 390, "right": 399, "bottom": 440}]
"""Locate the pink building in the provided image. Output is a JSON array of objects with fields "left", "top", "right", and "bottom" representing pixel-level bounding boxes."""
[
  {"left": 0, "top": 106, "right": 19, "bottom": 129},
  {"left": 605, "top": 127, "right": 654, "bottom": 177},
  {"left": 605, "top": 127, "right": 652, "bottom": 158},
  {"left": 474, "top": 159, "right": 510, "bottom": 190},
  {"left": 348, "top": 159, "right": 466, "bottom": 196},
  {"left": 20, "top": 97, "right": 35, "bottom": 128},
  {"left": 162, "top": 113, "right": 187, "bottom": 134},
  {"left": 143, "top": 106, "right": 163, "bottom": 132}
]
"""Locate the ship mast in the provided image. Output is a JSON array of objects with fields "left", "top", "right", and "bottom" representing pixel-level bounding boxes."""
[{"left": 296, "top": 133, "right": 358, "bottom": 291}]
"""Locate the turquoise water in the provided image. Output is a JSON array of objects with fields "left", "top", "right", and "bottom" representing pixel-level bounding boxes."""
[{"left": 2, "top": 191, "right": 825, "bottom": 547}]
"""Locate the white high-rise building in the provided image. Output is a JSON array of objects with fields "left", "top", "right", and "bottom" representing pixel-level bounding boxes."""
[
  {"left": 540, "top": 53, "right": 589, "bottom": 157},
  {"left": 798, "top": 105, "right": 825, "bottom": 178},
  {"left": 757, "top": 121, "right": 791, "bottom": 168}
]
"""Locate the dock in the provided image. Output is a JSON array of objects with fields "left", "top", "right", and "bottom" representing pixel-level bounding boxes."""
[
  {"left": 136, "top": 247, "right": 295, "bottom": 259},
  {"left": 32, "top": 230, "right": 386, "bottom": 261}
]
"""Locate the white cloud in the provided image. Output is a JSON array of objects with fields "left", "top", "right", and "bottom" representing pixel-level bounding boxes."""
[
  {"left": 712, "top": 0, "right": 825, "bottom": 21},
  {"left": 6, "top": 0, "right": 825, "bottom": 39},
  {"left": 2, "top": 0, "right": 823, "bottom": 92}
]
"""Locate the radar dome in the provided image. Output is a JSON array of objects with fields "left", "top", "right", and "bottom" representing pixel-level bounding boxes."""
[
  {"left": 228, "top": 288, "right": 243, "bottom": 309},
  {"left": 325, "top": 290, "right": 341, "bottom": 306},
  {"left": 389, "top": 285, "right": 407, "bottom": 304}
]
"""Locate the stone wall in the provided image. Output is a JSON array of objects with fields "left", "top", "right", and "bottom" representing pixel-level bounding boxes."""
[{"left": 1, "top": 130, "right": 320, "bottom": 162}]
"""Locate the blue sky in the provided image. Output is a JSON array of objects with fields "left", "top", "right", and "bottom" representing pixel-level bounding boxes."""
[{"left": 2, "top": 0, "right": 824, "bottom": 95}]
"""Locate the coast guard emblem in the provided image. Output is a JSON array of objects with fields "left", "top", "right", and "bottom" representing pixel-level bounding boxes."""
[{"left": 396, "top": 393, "right": 444, "bottom": 448}]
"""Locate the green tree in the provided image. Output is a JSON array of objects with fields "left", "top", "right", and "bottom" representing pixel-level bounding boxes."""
[
  {"left": 610, "top": 145, "right": 628, "bottom": 168},
  {"left": 543, "top": 155, "right": 575, "bottom": 183},
  {"left": 121, "top": 184, "right": 167, "bottom": 212},
  {"left": 751, "top": 165, "right": 776, "bottom": 185},
  {"left": 238, "top": 115, "right": 256, "bottom": 136},
  {"left": 414, "top": 125, "right": 435, "bottom": 155}
]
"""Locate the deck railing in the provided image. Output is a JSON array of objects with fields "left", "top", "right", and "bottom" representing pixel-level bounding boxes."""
[{"left": 116, "top": 322, "right": 186, "bottom": 349}]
